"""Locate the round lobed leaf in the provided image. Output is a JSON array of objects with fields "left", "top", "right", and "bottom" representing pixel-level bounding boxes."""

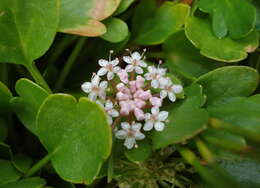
[
  {"left": 0, "top": 177, "right": 46, "bottom": 188},
  {"left": 36, "top": 94, "right": 112, "bottom": 184}
]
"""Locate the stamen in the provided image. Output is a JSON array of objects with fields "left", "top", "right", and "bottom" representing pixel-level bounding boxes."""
[
  {"left": 109, "top": 50, "right": 114, "bottom": 61},
  {"left": 125, "top": 48, "right": 132, "bottom": 55},
  {"left": 141, "top": 48, "right": 147, "bottom": 58}
]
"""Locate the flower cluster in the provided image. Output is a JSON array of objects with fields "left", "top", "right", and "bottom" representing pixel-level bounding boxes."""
[{"left": 81, "top": 50, "right": 183, "bottom": 149}]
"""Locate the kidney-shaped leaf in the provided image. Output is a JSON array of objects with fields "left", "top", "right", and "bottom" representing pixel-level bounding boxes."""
[
  {"left": 0, "top": 177, "right": 46, "bottom": 188},
  {"left": 195, "top": 66, "right": 259, "bottom": 106},
  {"left": 59, "top": 0, "right": 120, "bottom": 37},
  {"left": 11, "top": 79, "right": 49, "bottom": 135},
  {"left": 198, "top": 0, "right": 256, "bottom": 39},
  {"left": 135, "top": 2, "right": 190, "bottom": 45},
  {"left": 185, "top": 17, "right": 259, "bottom": 62},
  {"left": 36, "top": 94, "right": 112, "bottom": 184},
  {"left": 152, "top": 84, "right": 208, "bottom": 149},
  {"left": 0, "top": 0, "right": 59, "bottom": 65}
]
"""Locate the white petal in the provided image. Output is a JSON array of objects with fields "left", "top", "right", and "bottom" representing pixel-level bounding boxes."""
[
  {"left": 168, "top": 92, "right": 176, "bottom": 102},
  {"left": 115, "top": 130, "right": 127, "bottom": 139},
  {"left": 148, "top": 66, "right": 155, "bottom": 73},
  {"left": 99, "top": 91, "right": 106, "bottom": 100},
  {"left": 125, "top": 65, "right": 134, "bottom": 72},
  {"left": 107, "top": 115, "right": 113, "bottom": 125},
  {"left": 145, "top": 113, "right": 151, "bottom": 120},
  {"left": 151, "top": 107, "right": 159, "bottom": 115},
  {"left": 99, "top": 81, "right": 108, "bottom": 89},
  {"left": 124, "top": 138, "right": 135, "bottom": 149},
  {"left": 105, "top": 100, "right": 113, "bottom": 109},
  {"left": 151, "top": 80, "right": 159, "bottom": 88},
  {"left": 96, "top": 100, "right": 104, "bottom": 108},
  {"left": 97, "top": 67, "right": 107, "bottom": 76},
  {"left": 92, "top": 75, "right": 100, "bottom": 86},
  {"left": 172, "top": 84, "right": 183, "bottom": 94},
  {"left": 159, "top": 77, "right": 168, "bottom": 87},
  {"left": 160, "top": 90, "right": 167, "bottom": 99},
  {"left": 113, "top": 66, "right": 121, "bottom": 73},
  {"left": 134, "top": 132, "right": 145, "bottom": 140},
  {"left": 143, "top": 121, "right": 154, "bottom": 131},
  {"left": 123, "top": 56, "right": 132, "bottom": 64},
  {"left": 158, "top": 111, "right": 168, "bottom": 121},
  {"left": 107, "top": 72, "right": 114, "bottom": 80},
  {"left": 98, "top": 59, "right": 108, "bottom": 67},
  {"left": 88, "top": 92, "right": 97, "bottom": 101},
  {"left": 154, "top": 122, "right": 165, "bottom": 131},
  {"left": 139, "top": 61, "right": 147, "bottom": 67},
  {"left": 132, "top": 52, "right": 141, "bottom": 60},
  {"left": 121, "top": 122, "right": 130, "bottom": 130},
  {"left": 109, "top": 109, "right": 119, "bottom": 117},
  {"left": 135, "top": 66, "right": 143, "bottom": 74},
  {"left": 111, "top": 58, "right": 119, "bottom": 66},
  {"left": 132, "top": 123, "right": 142, "bottom": 131},
  {"left": 81, "top": 82, "right": 92, "bottom": 93},
  {"left": 144, "top": 73, "right": 152, "bottom": 80}
]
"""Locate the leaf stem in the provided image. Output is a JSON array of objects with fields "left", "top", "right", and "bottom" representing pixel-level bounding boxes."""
[
  {"left": 54, "top": 37, "right": 86, "bottom": 91},
  {"left": 24, "top": 152, "right": 54, "bottom": 177},
  {"left": 25, "top": 62, "right": 52, "bottom": 93}
]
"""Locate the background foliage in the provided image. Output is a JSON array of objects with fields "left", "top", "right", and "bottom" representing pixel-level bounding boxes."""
[{"left": 0, "top": 0, "right": 260, "bottom": 187}]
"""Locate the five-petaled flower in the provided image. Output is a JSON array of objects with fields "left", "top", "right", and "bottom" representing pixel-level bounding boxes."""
[{"left": 144, "top": 107, "right": 168, "bottom": 131}]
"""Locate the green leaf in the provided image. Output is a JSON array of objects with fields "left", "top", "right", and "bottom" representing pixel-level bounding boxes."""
[
  {"left": 125, "top": 140, "right": 152, "bottom": 163},
  {"left": 11, "top": 79, "right": 49, "bottom": 135},
  {"left": 0, "top": 177, "right": 46, "bottom": 188},
  {"left": 195, "top": 66, "right": 259, "bottom": 106},
  {"left": 220, "top": 159, "right": 260, "bottom": 187},
  {"left": 185, "top": 17, "right": 259, "bottom": 62},
  {"left": 114, "top": 0, "right": 136, "bottom": 15},
  {"left": 101, "top": 18, "right": 129, "bottom": 43},
  {"left": 36, "top": 94, "right": 112, "bottom": 184},
  {"left": 163, "top": 30, "right": 223, "bottom": 79},
  {"left": 135, "top": 2, "right": 190, "bottom": 45},
  {"left": 59, "top": 0, "right": 120, "bottom": 37},
  {"left": 0, "top": 0, "right": 59, "bottom": 65},
  {"left": 198, "top": 0, "right": 256, "bottom": 39},
  {"left": 12, "top": 154, "right": 33, "bottom": 174},
  {"left": 0, "top": 160, "right": 22, "bottom": 186},
  {"left": 152, "top": 84, "right": 208, "bottom": 149},
  {"left": 0, "top": 142, "right": 12, "bottom": 159}
]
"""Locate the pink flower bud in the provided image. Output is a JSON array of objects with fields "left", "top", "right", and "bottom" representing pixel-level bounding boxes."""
[
  {"left": 136, "top": 76, "right": 145, "bottom": 88},
  {"left": 116, "top": 92, "right": 129, "bottom": 100},
  {"left": 139, "top": 90, "right": 151, "bottom": 100},
  {"left": 150, "top": 97, "right": 162, "bottom": 107},
  {"left": 134, "top": 98, "right": 146, "bottom": 108},
  {"left": 129, "top": 81, "right": 137, "bottom": 93},
  {"left": 134, "top": 108, "right": 145, "bottom": 121},
  {"left": 117, "top": 69, "right": 128, "bottom": 83}
]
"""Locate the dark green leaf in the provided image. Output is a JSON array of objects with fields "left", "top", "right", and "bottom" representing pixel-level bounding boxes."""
[
  {"left": 125, "top": 139, "right": 152, "bottom": 162},
  {"left": 12, "top": 154, "right": 33, "bottom": 174},
  {"left": 0, "top": 160, "right": 22, "bottom": 186},
  {"left": 0, "top": 177, "right": 46, "bottom": 188},
  {"left": 114, "top": 0, "right": 136, "bottom": 15}
]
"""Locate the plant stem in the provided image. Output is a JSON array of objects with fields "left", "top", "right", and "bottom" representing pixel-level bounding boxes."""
[
  {"left": 25, "top": 152, "right": 54, "bottom": 177},
  {"left": 54, "top": 37, "right": 86, "bottom": 91},
  {"left": 195, "top": 138, "right": 215, "bottom": 164},
  {"left": 25, "top": 62, "right": 52, "bottom": 93}
]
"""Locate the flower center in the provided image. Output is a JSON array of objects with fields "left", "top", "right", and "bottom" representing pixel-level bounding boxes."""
[
  {"left": 106, "top": 64, "right": 114, "bottom": 72},
  {"left": 132, "top": 59, "right": 139, "bottom": 66},
  {"left": 92, "top": 86, "right": 100, "bottom": 93}
]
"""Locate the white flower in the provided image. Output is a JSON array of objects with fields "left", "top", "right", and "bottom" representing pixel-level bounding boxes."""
[
  {"left": 123, "top": 51, "right": 147, "bottom": 74},
  {"left": 81, "top": 75, "right": 108, "bottom": 101},
  {"left": 145, "top": 66, "right": 166, "bottom": 88},
  {"left": 97, "top": 58, "right": 121, "bottom": 80},
  {"left": 115, "top": 122, "right": 145, "bottom": 149},
  {"left": 159, "top": 78, "right": 183, "bottom": 102},
  {"left": 96, "top": 100, "right": 119, "bottom": 125},
  {"left": 143, "top": 107, "right": 168, "bottom": 131}
]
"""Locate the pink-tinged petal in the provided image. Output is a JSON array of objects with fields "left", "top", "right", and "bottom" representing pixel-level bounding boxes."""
[
  {"left": 135, "top": 66, "right": 143, "bottom": 74},
  {"left": 150, "top": 97, "right": 162, "bottom": 107},
  {"left": 151, "top": 80, "right": 159, "bottom": 88},
  {"left": 160, "top": 90, "right": 167, "bottom": 99},
  {"left": 121, "top": 122, "right": 130, "bottom": 130},
  {"left": 172, "top": 84, "right": 183, "bottom": 94},
  {"left": 154, "top": 122, "right": 165, "bottom": 131},
  {"left": 88, "top": 92, "right": 97, "bottom": 101},
  {"left": 107, "top": 72, "right": 114, "bottom": 80},
  {"left": 98, "top": 59, "right": 108, "bottom": 67},
  {"left": 132, "top": 122, "right": 142, "bottom": 131},
  {"left": 123, "top": 56, "right": 132, "bottom": 64},
  {"left": 143, "top": 121, "right": 154, "bottom": 131},
  {"left": 136, "top": 76, "right": 145, "bottom": 88},
  {"left": 151, "top": 107, "right": 159, "bottom": 115},
  {"left": 117, "top": 69, "right": 129, "bottom": 83},
  {"left": 132, "top": 52, "right": 141, "bottom": 60},
  {"left": 111, "top": 58, "right": 119, "bottom": 66},
  {"left": 158, "top": 111, "right": 168, "bottom": 121},
  {"left": 125, "top": 65, "right": 134, "bottom": 72},
  {"left": 134, "top": 132, "right": 145, "bottom": 140},
  {"left": 134, "top": 108, "right": 145, "bottom": 121},
  {"left": 115, "top": 130, "right": 127, "bottom": 139},
  {"left": 168, "top": 92, "right": 176, "bottom": 102},
  {"left": 92, "top": 75, "right": 100, "bottom": 86},
  {"left": 97, "top": 67, "right": 107, "bottom": 76},
  {"left": 134, "top": 99, "right": 146, "bottom": 108},
  {"left": 139, "top": 61, "right": 147, "bottom": 67},
  {"left": 124, "top": 137, "right": 135, "bottom": 149},
  {"left": 120, "top": 106, "right": 130, "bottom": 116},
  {"left": 81, "top": 82, "right": 92, "bottom": 93}
]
